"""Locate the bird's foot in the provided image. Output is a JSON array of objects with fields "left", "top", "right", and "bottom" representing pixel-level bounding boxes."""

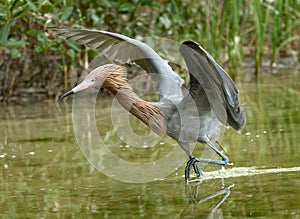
[{"left": 185, "top": 158, "right": 203, "bottom": 182}]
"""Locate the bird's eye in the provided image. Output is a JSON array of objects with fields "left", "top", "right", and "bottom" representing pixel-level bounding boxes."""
[{"left": 91, "top": 78, "right": 95, "bottom": 82}]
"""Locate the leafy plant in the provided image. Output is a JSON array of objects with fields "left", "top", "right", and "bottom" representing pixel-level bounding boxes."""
[{"left": 0, "top": 0, "right": 299, "bottom": 102}]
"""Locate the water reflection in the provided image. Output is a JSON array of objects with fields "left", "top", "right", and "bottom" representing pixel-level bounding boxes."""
[{"left": 182, "top": 181, "right": 234, "bottom": 219}]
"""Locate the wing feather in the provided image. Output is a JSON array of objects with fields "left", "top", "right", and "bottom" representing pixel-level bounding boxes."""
[
  {"left": 179, "top": 41, "right": 245, "bottom": 130},
  {"left": 49, "top": 28, "right": 183, "bottom": 99}
]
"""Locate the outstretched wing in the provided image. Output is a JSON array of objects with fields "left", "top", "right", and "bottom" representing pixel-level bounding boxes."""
[
  {"left": 179, "top": 41, "right": 245, "bottom": 130},
  {"left": 49, "top": 28, "right": 183, "bottom": 100}
]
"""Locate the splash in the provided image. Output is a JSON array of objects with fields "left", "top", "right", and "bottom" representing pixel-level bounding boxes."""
[{"left": 188, "top": 166, "right": 300, "bottom": 182}]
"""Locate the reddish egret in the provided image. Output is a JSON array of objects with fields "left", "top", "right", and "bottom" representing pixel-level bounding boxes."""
[{"left": 54, "top": 28, "right": 246, "bottom": 181}]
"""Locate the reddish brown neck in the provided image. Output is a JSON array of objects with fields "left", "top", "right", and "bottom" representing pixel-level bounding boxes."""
[{"left": 103, "top": 72, "right": 166, "bottom": 137}]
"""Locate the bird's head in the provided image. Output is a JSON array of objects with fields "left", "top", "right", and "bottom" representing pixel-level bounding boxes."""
[{"left": 60, "top": 64, "right": 127, "bottom": 99}]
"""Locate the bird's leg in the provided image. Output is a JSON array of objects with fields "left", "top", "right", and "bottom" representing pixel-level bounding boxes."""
[
  {"left": 194, "top": 136, "right": 229, "bottom": 166},
  {"left": 181, "top": 138, "right": 230, "bottom": 182},
  {"left": 185, "top": 155, "right": 203, "bottom": 181},
  {"left": 178, "top": 141, "right": 203, "bottom": 181}
]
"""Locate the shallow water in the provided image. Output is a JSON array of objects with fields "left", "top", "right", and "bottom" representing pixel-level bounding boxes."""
[{"left": 1, "top": 71, "right": 300, "bottom": 218}]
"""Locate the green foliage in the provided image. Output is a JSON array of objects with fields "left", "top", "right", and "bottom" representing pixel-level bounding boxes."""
[
  {"left": 0, "top": 0, "right": 27, "bottom": 51},
  {"left": 0, "top": 0, "right": 299, "bottom": 102}
]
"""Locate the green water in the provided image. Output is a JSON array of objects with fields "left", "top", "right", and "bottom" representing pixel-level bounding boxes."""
[{"left": 0, "top": 71, "right": 300, "bottom": 218}]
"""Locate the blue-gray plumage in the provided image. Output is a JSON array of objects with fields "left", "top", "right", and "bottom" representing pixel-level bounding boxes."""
[{"left": 55, "top": 28, "right": 246, "bottom": 181}]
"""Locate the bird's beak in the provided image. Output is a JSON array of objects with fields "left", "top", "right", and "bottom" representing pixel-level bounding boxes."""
[
  {"left": 60, "top": 90, "right": 74, "bottom": 99},
  {"left": 60, "top": 80, "right": 93, "bottom": 99}
]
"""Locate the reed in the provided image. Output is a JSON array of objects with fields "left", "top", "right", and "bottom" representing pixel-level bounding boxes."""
[{"left": 0, "top": 0, "right": 299, "bottom": 101}]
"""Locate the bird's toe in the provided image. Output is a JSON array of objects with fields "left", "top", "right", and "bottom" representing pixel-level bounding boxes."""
[{"left": 192, "top": 162, "right": 203, "bottom": 177}]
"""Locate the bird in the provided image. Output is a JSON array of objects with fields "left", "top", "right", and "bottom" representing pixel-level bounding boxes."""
[{"left": 53, "top": 28, "right": 246, "bottom": 181}]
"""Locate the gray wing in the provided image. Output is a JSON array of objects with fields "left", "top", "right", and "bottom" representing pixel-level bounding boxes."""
[
  {"left": 179, "top": 40, "right": 245, "bottom": 130},
  {"left": 49, "top": 28, "right": 183, "bottom": 100}
]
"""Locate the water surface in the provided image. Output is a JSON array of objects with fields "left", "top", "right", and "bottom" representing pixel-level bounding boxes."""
[{"left": 0, "top": 71, "right": 300, "bottom": 218}]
